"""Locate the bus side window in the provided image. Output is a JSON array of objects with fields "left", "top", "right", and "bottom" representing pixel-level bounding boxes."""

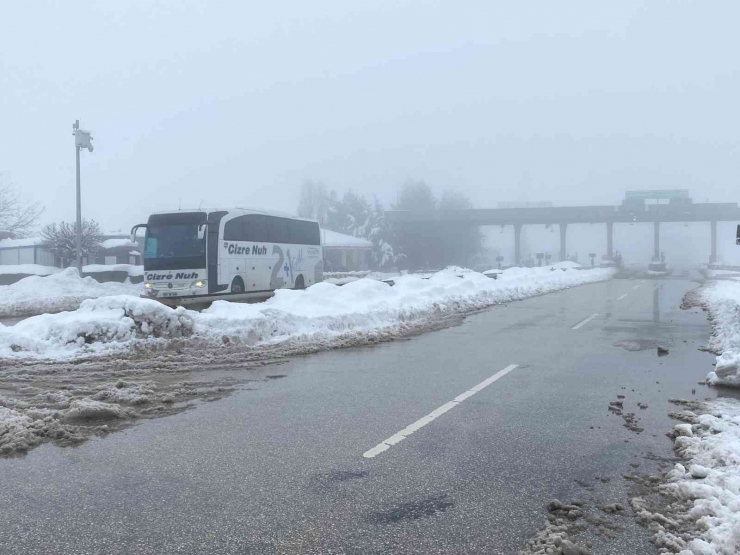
[
  {"left": 244, "top": 215, "right": 268, "bottom": 242},
  {"left": 288, "top": 220, "right": 321, "bottom": 245},
  {"left": 224, "top": 217, "right": 246, "bottom": 241},
  {"left": 268, "top": 218, "right": 290, "bottom": 244},
  {"left": 308, "top": 222, "right": 320, "bottom": 245},
  {"left": 288, "top": 220, "right": 299, "bottom": 244}
]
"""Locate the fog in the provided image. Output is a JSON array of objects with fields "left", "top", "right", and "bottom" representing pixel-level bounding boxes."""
[{"left": 2, "top": 1, "right": 739, "bottom": 263}]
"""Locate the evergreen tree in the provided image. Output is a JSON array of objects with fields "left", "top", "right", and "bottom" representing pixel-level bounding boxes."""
[{"left": 391, "top": 184, "right": 481, "bottom": 269}]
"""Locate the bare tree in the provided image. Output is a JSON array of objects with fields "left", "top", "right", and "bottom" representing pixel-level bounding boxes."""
[
  {"left": 296, "top": 180, "right": 329, "bottom": 225},
  {"left": 0, "top": 176, "right": 44, "bottom": 237},
  {"left": 41, "top": 220, "right": 103, "bottom": 264}
]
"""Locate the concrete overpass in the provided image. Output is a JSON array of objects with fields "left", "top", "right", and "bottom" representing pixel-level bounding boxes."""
[{"left": 386, "top": 193, "right": 740, "bottom": 265}]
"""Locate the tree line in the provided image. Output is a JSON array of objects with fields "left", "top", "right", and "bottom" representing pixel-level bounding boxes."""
[
  {"left": 2, "top": 173, "right": 482, "bottom": 271},
  {"left": 1, "top": 175, "right": 106, "bottom": 264},
  {"left": 297, "top": 180, "right": 482, "bottom": 270}
]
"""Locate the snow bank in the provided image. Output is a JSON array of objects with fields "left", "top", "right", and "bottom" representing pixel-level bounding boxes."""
[
  {"left": 702, "top": 281, "right": 740, "bottom": 387},
  {"left": 324, "top": 270, "right": 400, "bottom": 280},
  {"left": 196, "top": 266, "right": 613, "bottom": 345},
  {"left": 664, "top": 399, "right": 740, "bottom": 555},
  {"left": 0, "top": 267, "right": 143, "bottom": 318},
  {"left": 0, "top": 265, "right": 613, "bottom": 360},
  {"left": 323, "top": 271, "right": 400, "bottom": 285},
  {"left": 0, "top": 295, "right": 193, "bottom": 357},
  {"left": 323, "top": 276, "right": 360, "bottom": 286},
  {"left": 83, "top": 263, "right": 143, "bottom": 275},
  {"left": 552, "top": 261, "right": 582, "bottom": 269}
]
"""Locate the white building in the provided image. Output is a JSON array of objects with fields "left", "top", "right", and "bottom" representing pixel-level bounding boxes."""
[
  {"left": 321, "top": 229, "right": 373, "bottom": 272},
  {"left": 0, "top": 235, "right": 56, "bottom": 267},
  {"left": 0, "top": 231, "right": 141, "bottom": 270}
]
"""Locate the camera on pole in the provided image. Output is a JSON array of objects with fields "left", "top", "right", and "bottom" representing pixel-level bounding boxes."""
[
  {"left": 72, "top": 120, "right": 93, "bottom": 273},
  {"left": 74, "top": 128, "right": 94, "bottom": 152}
]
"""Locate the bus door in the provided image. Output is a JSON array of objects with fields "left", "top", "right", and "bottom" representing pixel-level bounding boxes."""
[
  {"left": 239, "top": 214, "right": 269, "bottom": 292},
  {"left": 207, "top": 211, "right": 228, "bottom": 295}
]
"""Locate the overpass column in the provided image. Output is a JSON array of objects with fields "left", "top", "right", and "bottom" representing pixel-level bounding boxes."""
[
  {"left": 559, "top": 223, "right": 567, "bottom": 261},
  {"left": 606, "top": 222, "right": 614, "bottom": 260},
  {"left": 710, "top": 221, "right": 717, "bottom": 264},
  {"left": 653, "top": 221, "right": 660, "bottom": 261},
  {"left": 514, "top": 224, "right": 522, "bottom": 265}
]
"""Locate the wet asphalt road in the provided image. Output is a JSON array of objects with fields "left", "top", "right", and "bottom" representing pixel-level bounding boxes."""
[{"left": 0, "top": 278, "right": 731, "bottom": 555}]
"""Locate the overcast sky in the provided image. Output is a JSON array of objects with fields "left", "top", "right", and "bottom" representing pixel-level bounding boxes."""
[{"left": 1, "top": 0, "right": 739, "bottom": 231}]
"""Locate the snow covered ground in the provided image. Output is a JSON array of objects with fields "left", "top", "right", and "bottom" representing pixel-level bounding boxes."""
[
  {"left": 0, "top": 267, "right": 143, "bottom": 318},
  {"left": 0, "top": 265, "right": 614, "bottom": 361},
  {"left": 702, "top": 281, "right": 740, "bottom": 387},
  {"left": 641, "top": 400, "right": 740, "bottom": 555},
  {"left": 637, "top": 281, "right": 740, "bottom": 554}
]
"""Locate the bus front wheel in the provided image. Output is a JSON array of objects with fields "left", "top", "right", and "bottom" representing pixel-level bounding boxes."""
[
  {"left": 231, "top": 277, "right": 245, "bottom": 294},
  {"left": 294, "top": 275, "right": 305, "bottom": 290}
]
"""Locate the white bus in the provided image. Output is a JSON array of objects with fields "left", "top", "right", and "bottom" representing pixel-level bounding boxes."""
[{"left": 132, "top": 208, "right": 323, "bottom": 305}]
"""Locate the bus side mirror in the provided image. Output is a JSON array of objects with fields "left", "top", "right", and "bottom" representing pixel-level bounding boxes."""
[
  {"left": 131, "top": 224, "right": 146, "bottom": 244},
  {"left": 737, "top": 224, "right": 740, "bottom": 245}
]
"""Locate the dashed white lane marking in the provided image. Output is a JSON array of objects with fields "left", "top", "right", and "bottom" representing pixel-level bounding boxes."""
[
  {"left": 571, "top": 313, "right": 599, "bottom": 330},
  {"left": 633, "top": 285, "right": 640, "bottom": 290},
  {"left": 362, "top": 364, "right": 520, "bottom": 459},
  {"left": 617, "top": 293, "right": 628, "bottom": 300}
]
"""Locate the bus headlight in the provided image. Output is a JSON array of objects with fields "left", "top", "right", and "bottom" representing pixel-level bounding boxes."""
[
  {"left": 192, "top": 280, "right": 206, "bottom": 288},
  {"left": 144, "top": 282, "right": 152, "bottom": 289}
]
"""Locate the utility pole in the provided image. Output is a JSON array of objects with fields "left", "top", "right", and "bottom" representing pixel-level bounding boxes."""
[{"left": 72, "top": 120, "right": 93, "bottom": 273}]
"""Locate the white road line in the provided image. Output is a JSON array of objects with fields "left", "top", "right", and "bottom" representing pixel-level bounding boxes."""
[
  {"left": 617, "top": 293, "right": 628, "bottom": 300},
  {"left": 633, "top": 285, "right": 640, "bottom": 290},
  {"left": 571, "top": 313, "right": 599, "bottom": 330},
  {"left": 362, "top": 364, "right": 519, "bottom": 459}
]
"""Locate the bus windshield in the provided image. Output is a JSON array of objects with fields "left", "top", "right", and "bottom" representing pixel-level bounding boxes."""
[{"left": 144, "top": 213, "right": 207, "bottom": 270}]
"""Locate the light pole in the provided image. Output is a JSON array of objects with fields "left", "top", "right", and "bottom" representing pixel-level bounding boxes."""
[{"left": 72, "top": 120, "right": 93, "bottom": 273}]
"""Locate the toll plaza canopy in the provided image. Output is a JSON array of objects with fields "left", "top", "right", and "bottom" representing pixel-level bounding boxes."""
[{"left": 385, "top": 191, "right": 740, "bottom": 264}]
